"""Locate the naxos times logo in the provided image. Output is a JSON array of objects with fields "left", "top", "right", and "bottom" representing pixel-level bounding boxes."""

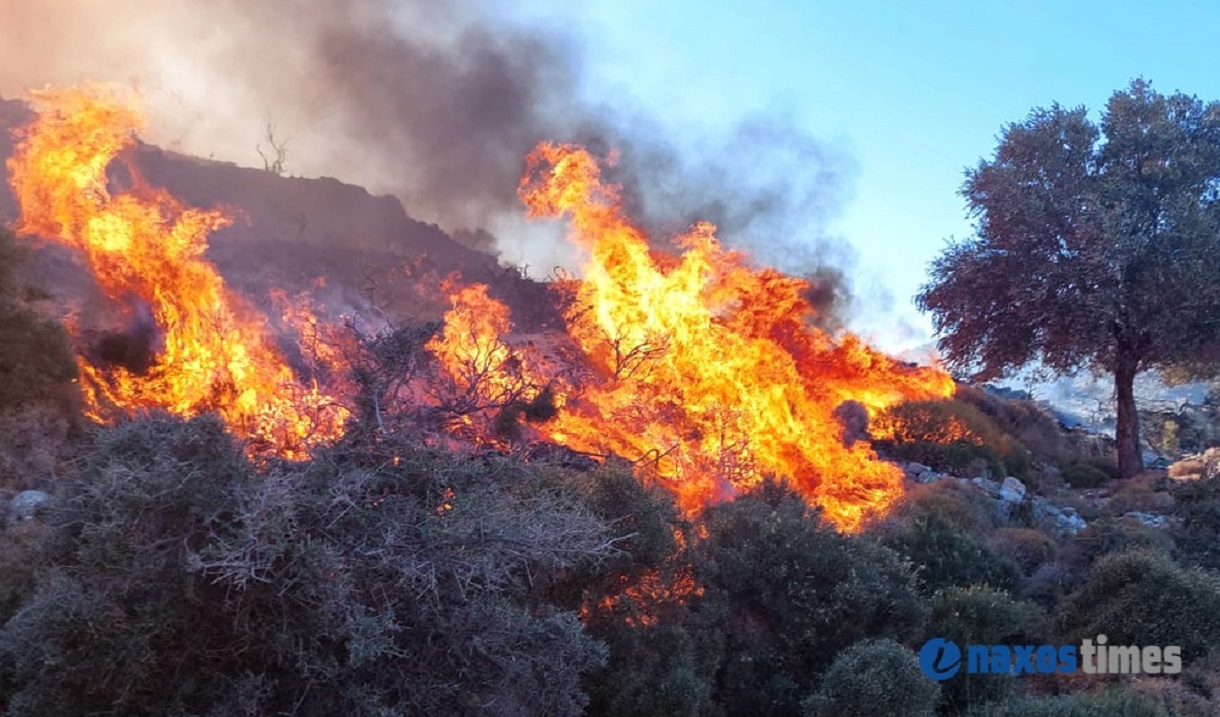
[{"left": 918, "top": 636, "right": 1182, "bottom": 680}]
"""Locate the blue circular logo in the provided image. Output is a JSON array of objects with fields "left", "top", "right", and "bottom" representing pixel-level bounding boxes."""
[{"left": 919, "top": 638, "right": 962, "bottom": 681}]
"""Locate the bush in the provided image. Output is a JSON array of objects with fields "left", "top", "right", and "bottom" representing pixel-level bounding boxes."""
[
  {"left": 893, "top": 479, "right": 1005, "bottom": 537},
  {"left": 801, "top": 639, "right": 938, "bottom": 717},
  {"left": 1059, "top": 550, "right": 1220, "bottom": 665},
  {"left": 0, "top": 230, "right": 79, "bottom": 416},
  {"left": 873, "top": 398, "right": 1030, "bottom": 479},
  {"left": 0, "top": 415, "right": 615, "bottom": 716},
  {"left": 1061, "top": 461, "right": 1115, "bottom": 489},
  {"left": 962, "top": 689, "right": 1168, "bottom": 716},
  {"left": 930, "top": 586, "right": 1041, "bottom": 712},
  {"left": 882, "top": 514, "right": 1020, "bottom": 595},
  {"left": 691, "top": 482, "right": 928, "bottom": 715},
  {"left": 1171, "top": 476, "right": 1220, "bottom": 569},
  {"left": 990, "top": 527, "right": 1057, "bottom": 574}
]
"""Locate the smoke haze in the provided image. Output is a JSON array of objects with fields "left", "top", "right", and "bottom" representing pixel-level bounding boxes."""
[{"left": 0, "top": 0, "right": 857, "bottom": 315}]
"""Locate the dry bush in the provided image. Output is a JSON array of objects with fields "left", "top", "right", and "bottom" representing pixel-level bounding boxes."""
[{"left": 990, "top": 526, "right": 1058, "bottom": 574}]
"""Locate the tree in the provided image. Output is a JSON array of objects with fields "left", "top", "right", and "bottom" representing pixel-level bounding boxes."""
[{"left": 918, "top": 80, "right": 1220, "bottom": 478}]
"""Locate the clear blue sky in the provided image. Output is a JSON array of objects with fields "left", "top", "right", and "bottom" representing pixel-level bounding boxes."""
[{"left": 514, "top": 0, "right": 1220, "bottom": 351}]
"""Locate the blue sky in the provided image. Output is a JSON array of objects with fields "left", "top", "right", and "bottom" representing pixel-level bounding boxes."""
[{"left": 514, "top": 0, "right": 1220, "bottom": 350}]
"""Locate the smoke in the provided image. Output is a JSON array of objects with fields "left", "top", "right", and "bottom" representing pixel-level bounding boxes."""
[{"left": 0, "top": 0, "right": 856, "bottom": 310}]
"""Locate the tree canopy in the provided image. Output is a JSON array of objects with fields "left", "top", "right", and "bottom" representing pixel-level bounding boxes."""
[{"left": 918, "top": 79, "right": 1220, "bottom": 477}]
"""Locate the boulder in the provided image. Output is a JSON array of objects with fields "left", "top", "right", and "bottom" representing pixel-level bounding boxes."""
[
  {"left": 1123, "top": 511, "right": 1170, "bottom": 529},
  {"left": 998, "top": 476, "right": 1027, "bottom": 503},
  {"left": 9, "top": 490, "right": 50, "bottom": 522}
]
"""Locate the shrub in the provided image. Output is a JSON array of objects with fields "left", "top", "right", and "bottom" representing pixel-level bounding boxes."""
[
  {"left": 962, "top": 689, "right": 1168, "bottom": 716},
  {"left": 930, "top": 586, "right": 1042, "bottom": 712},
  {"left": 990, "top": 527, "right": 1057, "bottom": 574},
  {"left": 0, "top": 415, "right": 615, "bottom": 716},
  {"left": 691, "top": 482, "right": 928, "bottom": 715},
  {"left": 1059, "top": 550, "right": 1220, "bottom": 664},
  {"left": 893, "top": 479, "right": 1005, "bottom": 537},
  {"left": 801, "top": 639, "right": 938, "bottom": 717},
  {"left": 1171, "top": 476, "right": 1220, "bottom": 569},
  {"left": 873, "top": 398, "right": 1030, "bottom": 479},
  {"left": 0, "top": 230, "right": 79, "bottom": 416},
  {"left": 588, "top": 624, "right": 715, "bottom": 717},
  {"left": 1061, "top": 461, "right": 1114, "bottom": 489},
  {"left": 882, "top": 514, "right": 1021, "bottom": 595},
  {"left": 1072, "top": 518, "right": 1175, "bottom": 564}
]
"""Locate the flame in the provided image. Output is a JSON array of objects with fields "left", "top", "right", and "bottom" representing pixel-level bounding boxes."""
[
  {"left": 6, "top": 87, "right": 347, "bottom": 458},
  {"left": 508, "top": 143, "right": 955, "bottom": 531}
]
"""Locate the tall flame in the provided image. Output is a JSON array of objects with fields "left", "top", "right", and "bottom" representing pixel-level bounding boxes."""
[
  {"left": 7, "top": 87, "right": 347, "bottom": 458},
  {"left": 508, "top": 142, "right": 955, "bottom": 531}
]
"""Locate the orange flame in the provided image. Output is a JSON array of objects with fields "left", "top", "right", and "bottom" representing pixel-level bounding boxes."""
[
  {"left": 508, "top": 142, "right": 955, "bottom": 531},
  {"left": 6, "top": 87, "right": 347, "bottom": 458}
]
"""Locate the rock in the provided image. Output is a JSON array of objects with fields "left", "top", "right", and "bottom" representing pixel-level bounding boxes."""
[
  {"left": 1123, "top": 511, "right": 1170, "bottom": 529},
  {"left": 971, "top": 476, "right": 1001, "bottom": 498},
  {"left": 9, "top": 490, "right": 50, "bottom": 522},
  {"left": 1055, "top": 510, "right": 1087, "bottom": 535},
  {"left": 902, "top": 462, "right": 933, "bottom": 481},
  {"left": 998, "top": 476, "right": 1027, "bottom": 503}
]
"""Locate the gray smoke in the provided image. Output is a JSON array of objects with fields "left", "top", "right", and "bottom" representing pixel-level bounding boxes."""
[{"left": 0, "top": 0, "right": 856, "bottom": 312}]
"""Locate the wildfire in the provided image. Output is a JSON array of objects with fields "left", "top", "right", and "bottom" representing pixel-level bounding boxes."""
[
  {"left": 8, "top": 86, "right": 955, "bottom": 531},
  {"left": 515, "top": 143, "right": 953, "bottom": 531},
  {"left": 424, "top": 143, "right": 955, "bottom": 531},
  {"left": 6, "top": 87, "right": 347, "bottom": 459}
]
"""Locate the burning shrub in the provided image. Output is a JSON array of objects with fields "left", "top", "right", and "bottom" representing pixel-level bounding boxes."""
[
  {"left": 801, "top": 638, "right": 939, "bottom": 717},
  {"left": 0, "top": 415, "right": 615, "bottom": 716},
  {"left": 1059, "top": 550, "right": 1220, "bottom": 665},
  {"left": 873, "top": 399, "right": 1031, "bottom": 480}
]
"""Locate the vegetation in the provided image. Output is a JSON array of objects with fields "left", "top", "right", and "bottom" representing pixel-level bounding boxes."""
[
  {"left": 7, "top": 80, "right": 1220, "bottom": 716},
  {"left": 918, "top": 80, "right": 1220, "bottom": 478}
]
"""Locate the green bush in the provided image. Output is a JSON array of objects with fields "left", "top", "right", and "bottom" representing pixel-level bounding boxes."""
[
  {"left": 930, "top": 586, "right": 1041, "bottom": 712},
  {"left": 882, "top": 514, "right": 1021, "bottom": 595},
  {"left": 1061, "top": 461, "right": 1114, "bottom": 489},
  {"left": 874, "top": 399, "right": 1030, "bottom": 479},
  {"left": 963, "top": 689, "right": 1168, "bottom": 716},
  {"left": 894, "top": 479, "right": 1005, "bottom": 537},
  {"left": 1059, "top": 550, "right": 1220, "bottom": 665},
  {"left": 691, "top": 481, "right": 928, "bottom": 715},
  {"left": 589, "top": 624, "right": 715, "bottom": 717},
  {"left": 1171, "top": 476, "right": 1220, "bottom": 569},
  {"left": 0, "top": 230, "right": 79, "bottom": 415},
  {"left": 801, "top": 639, "right": 938, "bottom": 717}
]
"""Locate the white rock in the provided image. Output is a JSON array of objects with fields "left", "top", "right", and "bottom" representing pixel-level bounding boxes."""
[
  {"left": 998, "top": 476, "right": 1027, "bottom": 503},
  {"left": 9, "top": 490, "right": 50, "bottom": 521}
]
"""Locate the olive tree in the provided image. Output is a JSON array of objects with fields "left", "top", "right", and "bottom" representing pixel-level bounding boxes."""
[{"left": 918, "top": 80, "right": 1220, "bottom": 477}]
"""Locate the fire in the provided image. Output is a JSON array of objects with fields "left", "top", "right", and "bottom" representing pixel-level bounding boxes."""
[
  {"left": 6, "top": 87, "right": 347, "bottom": 458},
  {"left": 509, "top": 143, "right": 955, "bottom": 531},
  {"left": 8, "top": 86, "right": 954, "bottom": 530}
]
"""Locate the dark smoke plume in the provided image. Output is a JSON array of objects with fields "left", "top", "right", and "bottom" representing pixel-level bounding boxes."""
[{"left": 0, "top": 0, "right": 857, "bottom": 313}]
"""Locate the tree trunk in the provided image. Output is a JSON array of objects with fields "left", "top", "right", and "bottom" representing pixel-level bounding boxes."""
[{"left": 1114, "top": 355, "right": 1143, "bottom": 479}]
